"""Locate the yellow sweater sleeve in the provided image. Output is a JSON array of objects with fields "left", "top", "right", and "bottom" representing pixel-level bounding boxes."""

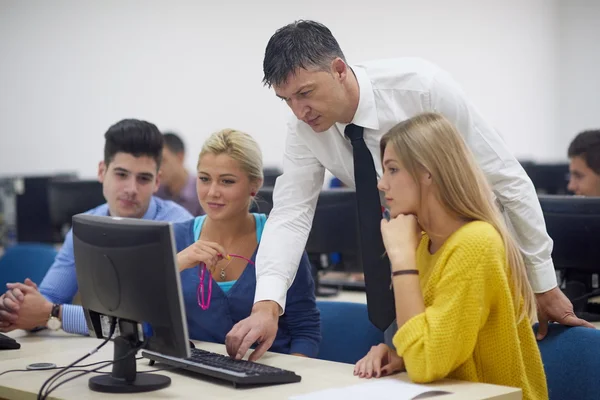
[{"left": 392, "top": 234, "right": 500, "bottom": 383}]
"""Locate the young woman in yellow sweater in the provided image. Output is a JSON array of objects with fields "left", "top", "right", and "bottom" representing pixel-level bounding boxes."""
[{"left": 354, "top": 112, "right": 548, "bottom": 400}]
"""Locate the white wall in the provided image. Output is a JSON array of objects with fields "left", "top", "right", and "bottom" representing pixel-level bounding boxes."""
[
  {"left": 557, "top": 0, "right": 600, "bottom": 155},
  {"left": 0, "top": 0, "right": 560, "bottom": 178}
]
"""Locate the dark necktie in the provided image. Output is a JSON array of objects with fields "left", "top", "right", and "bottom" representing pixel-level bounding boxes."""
[{"left": 345, "top": 123, "right": 396, "bottom": 331}]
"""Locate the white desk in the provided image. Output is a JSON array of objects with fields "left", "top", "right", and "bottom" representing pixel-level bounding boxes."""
[{"left": 0, "top": 330, "right": 521, "bottom": 400}]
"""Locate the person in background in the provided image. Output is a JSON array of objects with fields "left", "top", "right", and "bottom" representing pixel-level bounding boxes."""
[
  {"left": 172, "top": 128, "right": 320, "bottom": 357},
  {"left": 567, "top": 129, "right": 600, "bottom": 196},
  {"left": 157, "top": 132, "right": 204, "bottom": 216},
  {"left": 0, "top": 119, "right": 192, "bottom": 334},
  {"left": 354, "top": 113, "right": 548, "bottom": 400}
]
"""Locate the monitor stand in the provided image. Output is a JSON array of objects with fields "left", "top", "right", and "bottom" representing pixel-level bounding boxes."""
[{"left": 88, "top": 328, "right": 170, "bottom": 393}]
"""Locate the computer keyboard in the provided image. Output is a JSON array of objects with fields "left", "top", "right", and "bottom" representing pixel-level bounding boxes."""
[
  {"left": 142, "top": 348, "right": 301, "bottom": 387},
  {"left": 0, "top": 332, "right": 20, "bottom": 350}
]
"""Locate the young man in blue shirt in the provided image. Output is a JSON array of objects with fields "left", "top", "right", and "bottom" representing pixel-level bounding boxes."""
[{"left": 0, "top": 119, "right": 192, "bottom": 334}]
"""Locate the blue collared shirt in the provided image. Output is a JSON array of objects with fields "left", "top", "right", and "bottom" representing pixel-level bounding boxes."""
[{"left": 39, "top": 196, "right": 192, "bottom": 335}]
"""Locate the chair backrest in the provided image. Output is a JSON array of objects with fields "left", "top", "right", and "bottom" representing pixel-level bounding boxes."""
[
  {"left": 0, "top": 243, "right": 58, "bottom": 287},
  {"left": 534, "top": 323, "right": 600, "bottom": 400},
  {"left": 316, "top": 301, "right": 384, "bottom": 364}
]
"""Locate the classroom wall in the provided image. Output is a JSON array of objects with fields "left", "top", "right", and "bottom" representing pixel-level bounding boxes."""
[
  {"left": 0, "top": 0, "right": 562, "bottom": 178},
  {"left": 557, "top": 0, "right": 600, "bottom": 157}
]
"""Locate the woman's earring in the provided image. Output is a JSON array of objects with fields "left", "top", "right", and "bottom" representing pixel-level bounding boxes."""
[{"left": 251, "top": 192, "right": 256, "bottom": 196}]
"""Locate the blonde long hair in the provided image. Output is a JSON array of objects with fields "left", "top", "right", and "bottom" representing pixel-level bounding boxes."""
[{"left": 380, "top": 112, "right": 536, "bottom": 323}]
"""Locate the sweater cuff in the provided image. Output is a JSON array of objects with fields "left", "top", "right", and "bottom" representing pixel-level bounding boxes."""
[
  {"left": 290, "top": 340, "right": 320, "bottom": 358},
  {"left": 392, "top": 312, "right": 427, "bottom": 356}
]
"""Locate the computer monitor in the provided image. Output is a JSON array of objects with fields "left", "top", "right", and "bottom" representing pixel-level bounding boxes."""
[
  {"left": 305, "top": 189, "right": 364, "bottom": 293},
  {"left": 262, "top": 167, "right": 282, "bottom": 188},
  {"left": 250, "top": 187, "right": 274, "bottom": 215},
  {"left": 526, "top": 163, "right": 571, "bottom": 195},
  {"left": 539, "top": 195, "right": 600, "bottom": 273},
  {"left": 49, "top": 180, "right": 105, "bottom": 239},
  {"left": 12, "top": 174, "right": 77, "bottom": 243},
  {"left": 305, "top": 189, "right": 359, "bottom": 260},
  {"left": 72, "top": 214, "right": 190, "bottom": 393}
]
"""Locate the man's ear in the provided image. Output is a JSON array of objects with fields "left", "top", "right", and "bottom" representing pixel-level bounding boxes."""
[
  {"left": 177, "top": 151, "right": 185, "bottom": 164},
  {"left": 97, "top": 161, "right": 106, "bottom": 183},
  {"left": 332, "top": 57, "right": 348, "bottom": 81}
]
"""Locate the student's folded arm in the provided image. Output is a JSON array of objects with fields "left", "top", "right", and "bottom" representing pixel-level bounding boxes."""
[
  {"left": 38, "top": 229, "right": 79, "bottom": 305},
  {"left": 254, "top": 119, "right": 325, "bottom": 314},
  {"left": 36, "top": 230, "right": 90, "bottom": 335},
  {"left": 282, "top": 252, "right": 322, "bottom": 358},
  {"left": 392, "top": 238, "right": 497, "bottom": 383}
]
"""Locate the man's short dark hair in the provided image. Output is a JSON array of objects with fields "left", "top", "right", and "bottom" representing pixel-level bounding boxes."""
[
  {"left": 162, "top": 132, "right": 185, "bottom": 154},
  {"left": 568, "top": 129, "right": 600, "bottom": 174},
  {"left": 262, "top": 20, "right": 346, "bottom": 88},
  {"left": 104, "top": 119, "right": 164, "bottom": 169}
]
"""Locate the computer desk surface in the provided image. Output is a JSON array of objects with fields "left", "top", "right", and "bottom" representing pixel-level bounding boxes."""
[{"left": 0, "top": 330, "right": 520, "bottom": 400}]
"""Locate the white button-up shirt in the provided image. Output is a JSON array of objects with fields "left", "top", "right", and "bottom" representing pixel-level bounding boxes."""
[{"left": 255, "top": 57, "right": 556, "bottom": 312}]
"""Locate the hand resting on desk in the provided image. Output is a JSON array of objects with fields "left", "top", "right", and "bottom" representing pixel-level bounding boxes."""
[
  {"left": 0, "top": 278, "right": 52, "bottom": 332},
  {"left": 354, "top": 343, "right": 405, "bottom": 379}
]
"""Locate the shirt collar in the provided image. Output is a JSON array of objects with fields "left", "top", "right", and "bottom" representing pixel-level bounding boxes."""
[
  {"left": 141, "top": 196, "right": 158, "bottom": 220},
  {"left": 335, "top": 65, "right": 379, "bottom": 133},
  {"left": 104, "top": 196, "right": 158, "bottom": 219}
]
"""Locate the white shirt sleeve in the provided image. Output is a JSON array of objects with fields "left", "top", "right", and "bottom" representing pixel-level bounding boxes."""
[
  {"left": 254, "top": 120, "right": 326, "bottom": 313},
  {"left": 428, "top": 71, "right": 557, "bottom": 293}
]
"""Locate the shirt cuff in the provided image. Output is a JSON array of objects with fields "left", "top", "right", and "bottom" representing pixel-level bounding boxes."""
[
  {"left": 254, "top": 276, "right": 288, "bottom": 315},
  {"left": 61, "top": 304, "right": 90, "bottom": 336},
  {"left": 526, "top": 259, "right": 558, "bottom": 293},
  {"left": 290, "top": 340, "right": 320, "bottom": 358}
]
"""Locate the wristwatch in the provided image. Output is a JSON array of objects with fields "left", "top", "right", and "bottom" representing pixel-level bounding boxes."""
[{"left": 46, "top": 304, "right": 62, "bottom": 331}]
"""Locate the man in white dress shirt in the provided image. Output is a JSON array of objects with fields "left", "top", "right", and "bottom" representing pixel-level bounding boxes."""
[{"left": 225, "top": 20, "right": 593, "bottom": 361}]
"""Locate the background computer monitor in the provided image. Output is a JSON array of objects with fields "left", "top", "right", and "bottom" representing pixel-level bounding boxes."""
[
  {"left": 250, "top": 186, "right": 274, "bottom": 215},
  {"left": 249, "top": 187, "right": 363, "bottom": 292},
  {"left": 522, "top": 162, "right": 571, "bottom": 195},
  {"left": 72, "top": 214, "right": 190, "bottom": 393},
  {"left": 262, "top": 167, "right": 282, "bottom": 188},
  {"left": 539, "top": 194, "right": 600, "bottom": 272},
  {"left": 49, "top": 180, "right": 105, "bottom": 239},
  {"left": 7, "top": 174, "right": 77, "bottom": 243},
  {"left": 305, "top": 189, "right": 363, "bottom": 293},
  {"left": 539, "top": 195, "right": 600, "bottom": 317}
]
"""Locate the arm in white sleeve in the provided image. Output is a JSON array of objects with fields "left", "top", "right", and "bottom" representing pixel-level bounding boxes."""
[
  {"left": 428, "top": 71, "right": 557, "bottom": 293},
  {"left": 254, "top": 120, "right": 325, "bottom": 313}
]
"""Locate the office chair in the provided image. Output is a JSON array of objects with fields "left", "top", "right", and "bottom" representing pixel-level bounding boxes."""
[
  {"left": 0, "top": 243, "right": 57, "bottom": 288},
  {"left": 316, "top": 301, "right": 384, "bottom": 364},
  {"left": 534, "top": 324, "right": 600, "bottom": 400}
]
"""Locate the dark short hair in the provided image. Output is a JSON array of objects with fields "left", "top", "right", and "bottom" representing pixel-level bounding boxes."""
[
  {"left": 262, "top": 20, "right": 346, "bottom": 88},
  {"left": 104, "top": 119, "right": 164, "bottom": 170},
  {"left": 162, "top": 132, "right": 185, "bottom": 154},
  {"left": 568, "top": 129, "right": 600, "bottom": 174}
]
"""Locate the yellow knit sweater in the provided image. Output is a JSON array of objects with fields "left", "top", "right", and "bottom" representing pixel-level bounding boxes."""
[{"left": 392, "top": 221, "right": 548, "bottom": 400}]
